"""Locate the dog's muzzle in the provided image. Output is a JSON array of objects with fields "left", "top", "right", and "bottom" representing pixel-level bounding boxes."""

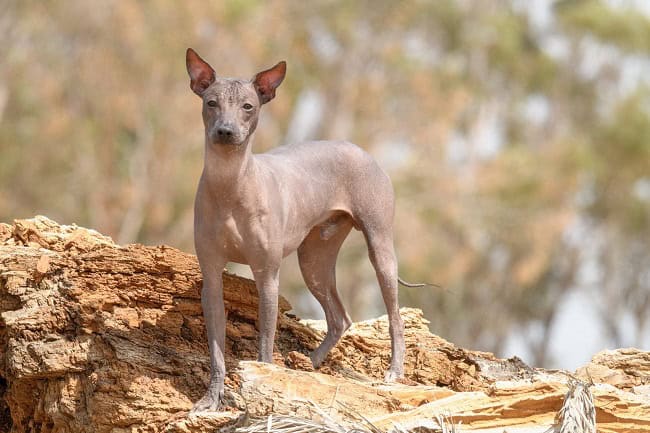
[{"left": 209, "top": 125, "right": 243, "bottom": 146}]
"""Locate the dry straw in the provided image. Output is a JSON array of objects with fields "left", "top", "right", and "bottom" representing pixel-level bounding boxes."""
[
  {"left": 236, "top": 377, "right": 596, "bottom": 433},
  {"left": 235, "top": 399, "right": 460, "bottom": 433},
  {"left": 547, "top": 377, "right": 596, "bottom": 433}
]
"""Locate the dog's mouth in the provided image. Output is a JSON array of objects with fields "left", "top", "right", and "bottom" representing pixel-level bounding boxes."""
[
  {"left": 208, "top": 129, "right": 245, "bottom": 147},
  {"left": 211, "top": 137, "right": 243, "bottom": 146}
]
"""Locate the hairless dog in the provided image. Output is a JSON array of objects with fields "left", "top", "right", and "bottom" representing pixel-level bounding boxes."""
[{"left": 186, "top": 48, "right": 413, "bottom": 412}]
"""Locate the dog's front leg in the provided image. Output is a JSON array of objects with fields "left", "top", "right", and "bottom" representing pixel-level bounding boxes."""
[
  {"left": 251, "top": 261, "right": 281, "bottom": 363},
  {"left": 192, "top": 212, "right": 228, "bottom": 412},
  {"left": 193, "top": 267, "right": 227, "bottom": 412},
  {"left": 191, "top": 265, "right": 227, "bottom": 412}
]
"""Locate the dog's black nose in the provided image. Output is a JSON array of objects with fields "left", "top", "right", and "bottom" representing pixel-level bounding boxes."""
[{"left": 217, "top": 127, "right": 234, "bottom": 137}]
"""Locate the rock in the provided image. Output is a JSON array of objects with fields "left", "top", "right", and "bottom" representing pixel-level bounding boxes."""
[{"left": 0, "top": 216, "right": 648, "bottom": 433}]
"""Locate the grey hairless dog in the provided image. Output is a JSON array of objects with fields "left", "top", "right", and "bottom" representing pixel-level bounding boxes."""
[{"left": 186, "top": 48, "right": 420, "bottom": 412}]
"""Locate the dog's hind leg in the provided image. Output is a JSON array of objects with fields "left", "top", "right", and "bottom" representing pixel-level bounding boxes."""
[
  {"left": 297, "top": 214, "right": 354, "bottom": 368},
  {"left": 362, "top": 224, "right": 405, "bottom": 382}
]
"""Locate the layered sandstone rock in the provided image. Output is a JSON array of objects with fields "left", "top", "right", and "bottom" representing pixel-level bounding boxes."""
[{"left": 0, "top": 217, "right": 648, "bottom": 433}]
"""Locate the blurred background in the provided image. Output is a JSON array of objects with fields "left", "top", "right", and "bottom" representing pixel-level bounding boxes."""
[{"left": 1, "top": 0, "right": 649, "bottom": 370}]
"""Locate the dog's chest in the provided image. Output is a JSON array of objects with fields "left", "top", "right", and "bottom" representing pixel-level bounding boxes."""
[{"left": 219, "top": 215, "right": 247, "bottom": 264}]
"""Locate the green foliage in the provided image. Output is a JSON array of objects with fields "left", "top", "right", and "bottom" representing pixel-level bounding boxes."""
[
  {"left": 1, "top": 0, "right": 649, "bottom": 367},
  {"left": 486, "top": 11, "right": 559, "bottom": 92},
  {"left": 588, "top": 90, "right": 650, "bottom": 232},
  {"left": 223, "top": 0, "right": 262, "bottom": 22},
  {"left": 557, "top": 0, "right": 650, "bottom": 53}
]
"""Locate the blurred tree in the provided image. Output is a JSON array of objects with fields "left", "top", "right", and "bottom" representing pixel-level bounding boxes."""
[
  {"left": 556, "top": 0, "right": 650, "bottom": 353},
  {"left": 1, "top": 0, "right": 648, "bottom": 367}
]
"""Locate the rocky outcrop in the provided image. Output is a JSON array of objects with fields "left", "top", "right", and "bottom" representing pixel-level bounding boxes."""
[{"left": 0, "top": 217, "right": 648, "bottom": 432}]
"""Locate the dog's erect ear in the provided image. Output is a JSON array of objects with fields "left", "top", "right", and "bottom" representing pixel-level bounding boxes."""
[
  {"left": 186, "top": 48, "right": 216, "bottom": 97},
  {"left": 253, "top": 61, "right": 286, "bottom": 104}
]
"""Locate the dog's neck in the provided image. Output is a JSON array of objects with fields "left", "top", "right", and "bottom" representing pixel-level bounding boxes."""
[{"left": 201, "top": 134, "right": 257, "bottom": 194}]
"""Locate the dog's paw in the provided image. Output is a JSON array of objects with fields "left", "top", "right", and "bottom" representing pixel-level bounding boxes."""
[
  {"left": 309, "top": 349, "right": 328, "bottom": 369},
  {"left": 190, "top": 388, "right": 225, "bottom": 414},
  {"left": 384, "top": 369, "right": 404, "bottom": 383}
]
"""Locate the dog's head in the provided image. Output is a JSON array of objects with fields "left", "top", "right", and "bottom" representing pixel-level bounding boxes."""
[{"left": 186, "top": 48, "right": 285, "bottom": 148}]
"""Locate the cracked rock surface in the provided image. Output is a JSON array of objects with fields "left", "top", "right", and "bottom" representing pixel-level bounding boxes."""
[{"left": 0, "top": 216, "right": 648, "bottom": 432}]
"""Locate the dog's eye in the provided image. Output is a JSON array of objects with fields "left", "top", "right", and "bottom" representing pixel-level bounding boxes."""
[
  {"left": 243, "top": 103, "right": 254, "bottom": 111},
  {"left": 207, "top": 100, "right": 217, "bottom": 107}
]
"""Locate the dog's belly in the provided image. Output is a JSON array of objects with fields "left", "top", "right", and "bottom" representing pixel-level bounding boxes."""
[
  {"left": 219, "top": 208, "right": 354, "bottom": 265},
  {"left": 280, "top": 229, "right": 309, "bottom": 258},
  {"left": 281, "top": 209, "right": 354, "bottom": 257}
]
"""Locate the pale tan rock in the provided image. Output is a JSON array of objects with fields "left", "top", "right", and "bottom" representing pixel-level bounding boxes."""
[{"left": 0, "top": 216, "right": 648, "bottom": 433}]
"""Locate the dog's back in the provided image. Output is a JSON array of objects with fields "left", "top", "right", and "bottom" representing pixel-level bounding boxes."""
[{"left": 261, "top": 140, "right": 394, "bottom": 226}]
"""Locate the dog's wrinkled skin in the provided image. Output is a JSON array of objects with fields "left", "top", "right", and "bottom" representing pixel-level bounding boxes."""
[{"left": 186, "top": 48, "right": 405, "bottom": 412}]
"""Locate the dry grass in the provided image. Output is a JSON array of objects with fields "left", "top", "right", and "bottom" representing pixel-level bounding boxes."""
[
  {"left": 237, "top": 377, "right": 597, "bottom": 433},
  {"left": 552, "top": 378, "right": 596, "bottom": 433},
  {"left": 235, "top": 400, "right": 461, "bottom": 433}
]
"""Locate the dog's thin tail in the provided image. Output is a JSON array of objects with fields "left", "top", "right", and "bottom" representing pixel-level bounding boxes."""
[{"left": 398, "top": 277, "right": 441, "bottom": 289}]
